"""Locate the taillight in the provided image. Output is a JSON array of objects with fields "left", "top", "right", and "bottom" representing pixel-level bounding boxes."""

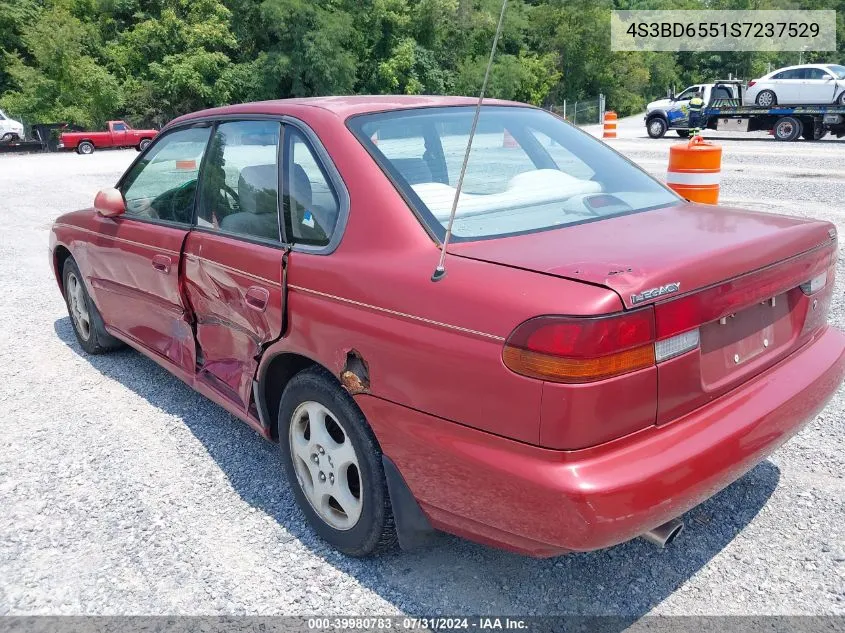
[
  {"left": 748, "top": 80, "right": 756, "bottom": 87},
  {"left": 502, "top": 310, "right": 656, "bottom": 383}
]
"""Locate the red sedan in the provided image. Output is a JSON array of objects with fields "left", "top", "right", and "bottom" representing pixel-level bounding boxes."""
[{"left": 49, "top": 96, "right": 845, "bottom": 557}]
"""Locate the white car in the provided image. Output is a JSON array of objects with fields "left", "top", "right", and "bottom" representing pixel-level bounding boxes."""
[
  {"left": 0, "top": 109, "right": 24, "bottom": 142},
  {"left": 745, "top": 64, "right": 845, "bottom": 107}
]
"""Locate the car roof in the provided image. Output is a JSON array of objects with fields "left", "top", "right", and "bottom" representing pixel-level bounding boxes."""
[
  {"left": 769, "top": 63, "right": 832, "bottom": 73},
  {"left": 171, "top": 95, "right": 531, "bottom": 124},
  {"left": 169, "top": 95, "right": 527, "bottom": 128}
]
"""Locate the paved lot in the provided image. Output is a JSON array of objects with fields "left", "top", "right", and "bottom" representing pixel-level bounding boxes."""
[{"left": 1, "top": 125, "right": 844, "bottom": 618}]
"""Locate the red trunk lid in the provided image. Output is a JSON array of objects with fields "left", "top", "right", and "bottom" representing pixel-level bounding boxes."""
[
  {"left": 451, "top": 203, "right": 834, "bottom": 309},
  {"left": 453, "top": 203, "right": 837, "bottom": 434}
]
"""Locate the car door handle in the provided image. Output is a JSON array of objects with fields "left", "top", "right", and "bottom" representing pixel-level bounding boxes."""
[
  {"left": 245, "top": 286, "right": 269, "bottom": 312},
  {"left": 151, "top": 254, "right": 171, "bottom": 273}
]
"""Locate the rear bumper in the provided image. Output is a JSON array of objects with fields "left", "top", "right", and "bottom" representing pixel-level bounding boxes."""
[{"left": 358, "top": 326, "right": 845, "bottom": 557}]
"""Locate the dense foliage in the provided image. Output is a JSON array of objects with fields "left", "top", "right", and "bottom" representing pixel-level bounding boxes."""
[{"left": 1, "top": 0, "right": 843, "bottom": 128}]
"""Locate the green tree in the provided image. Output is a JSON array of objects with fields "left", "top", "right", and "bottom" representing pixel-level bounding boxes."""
[{"left": 0, "top": 6, "right": 123, "bottom": 126}]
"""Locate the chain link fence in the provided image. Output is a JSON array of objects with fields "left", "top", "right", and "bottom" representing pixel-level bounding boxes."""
[{"left": 548, "top": 94, "right": 606, "bottom": 126}]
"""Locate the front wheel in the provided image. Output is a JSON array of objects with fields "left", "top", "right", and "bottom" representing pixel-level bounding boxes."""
[
  {"left": 647, "top": 117, "right": 667, "bottom": 138},
  {"left": 137, "top": 138, "right": 152, "bottom": 152},
  {"left": 278, "top": 367, "right": 397, "bottom": 556},
  {"left": 837, "top": 92, "right": 845, "bottom": 106},
  {"left": 676, "top": 129, "right": 690, "bottom": 138},
  {"left": 62, "top": 258, "right": 123, "bottom": 354},
  {"left": 77, "top": 141, "right": 95, "bottom": 155},
  {"left": 773, "top": 116, "right": 802, "bottom": 141}
]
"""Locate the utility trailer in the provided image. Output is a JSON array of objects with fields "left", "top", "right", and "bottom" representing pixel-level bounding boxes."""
[{"left": 647, "top": 80, "right": 845, "bottom": 141}]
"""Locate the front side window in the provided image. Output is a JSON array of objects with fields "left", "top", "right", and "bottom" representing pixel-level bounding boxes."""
[
  {"left": 120, "top": 126, "right": 211, "bottom": 224},
  {"left": 113, "top": 123, "right": 128, "bottom": 131},
  {"left": 675, "top": 86, "right": 699, "bottom": 100},
  {"left": 196, "top": 120, "right": 282, "bottom": 242},
  {"left": 284, "top": 129, "right": 340, "bottom": 246},
  {"left": 349, "top": 106, "right": 679, "bottom": 241},
  {"left": 805, "top": 68, "right": 829, "bottom": 80}
]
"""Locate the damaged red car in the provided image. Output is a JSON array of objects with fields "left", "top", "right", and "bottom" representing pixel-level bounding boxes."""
[{"left": 50, "top": 96, "right": 845, "bottom": 557}]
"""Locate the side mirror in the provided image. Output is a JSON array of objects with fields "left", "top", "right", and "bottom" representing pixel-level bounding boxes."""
[{"left": 94, "top": 188, "right": 125, "bottom": 218}]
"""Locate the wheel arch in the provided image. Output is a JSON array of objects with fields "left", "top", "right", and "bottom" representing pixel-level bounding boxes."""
[
  {"left": 257, "top": 345, "right": 376, "bottom": 440},
  {"left": 53, "top": 244, "right": 73, "bottom": 292},
  {"left": 257, "top": 351, "right": 323, "bottom": 440}
]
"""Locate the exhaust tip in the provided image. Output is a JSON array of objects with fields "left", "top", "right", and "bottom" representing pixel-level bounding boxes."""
[{"left": 640, "top": 518, "right": 684, "bottom": 548}]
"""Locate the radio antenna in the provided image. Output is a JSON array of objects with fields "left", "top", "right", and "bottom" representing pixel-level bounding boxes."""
[{"left": 431, "top": 0, "right": 508, "bottom": 282}]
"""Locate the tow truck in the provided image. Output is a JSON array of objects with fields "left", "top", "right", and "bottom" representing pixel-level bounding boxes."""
[{"left": 645, "top": 80, "right": 845, "bottom": 141}]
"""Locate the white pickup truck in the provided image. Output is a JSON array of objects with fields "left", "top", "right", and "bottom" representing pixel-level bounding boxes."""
[
  {"left": 0, "top": 109, "right": 24, "bottom": 142},
  {"left": 644, "top": 83, "right": 740, "bottom": 138}
]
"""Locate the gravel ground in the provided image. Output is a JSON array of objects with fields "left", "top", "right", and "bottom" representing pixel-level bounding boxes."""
[{"left": 0, "top": 131, "right": 844, "bottom": 619}]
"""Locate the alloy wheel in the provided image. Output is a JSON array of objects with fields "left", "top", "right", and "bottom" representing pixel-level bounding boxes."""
[
  {"left": 66, "top": 272, "right": 91, "bottom": 341},
  {"left": 288, "top": 401, "right": 363, "bottom": 530}
]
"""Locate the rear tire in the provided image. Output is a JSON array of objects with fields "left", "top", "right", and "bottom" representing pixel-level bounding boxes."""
[
  {"left": 756, "top": 90, "right": 777, "bottom": 107},
  {"left": 77, "top": 141, "right": 94, "bottom": 155},
  {"left": 802, "top": 121, "right": 827, "bottom": 141},
  {"left": 773, "top": 116, "right": 802, "bottom": 142},
  {"left": 647, "top": 117, "right": 667, "bottom": 138},
  {"left": 62, "top": 258, "right": 123, "bottom": 354},
  {"left": 278, "top": 366, "right": 397, "bottom": 557}
]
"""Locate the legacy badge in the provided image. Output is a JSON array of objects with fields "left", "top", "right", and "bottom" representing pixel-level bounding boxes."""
[{"left": 631, "top": 282, "right": 681, "bottom": 305}]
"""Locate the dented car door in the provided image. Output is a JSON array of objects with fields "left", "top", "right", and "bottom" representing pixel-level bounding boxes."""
[{"left": 181, "top": 120, "right": 285, "bottom": 410}]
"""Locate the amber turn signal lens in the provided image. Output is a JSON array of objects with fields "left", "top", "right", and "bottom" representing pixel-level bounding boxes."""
[{"left": 502, "top": 343, "right": 655, "bottom": 383}]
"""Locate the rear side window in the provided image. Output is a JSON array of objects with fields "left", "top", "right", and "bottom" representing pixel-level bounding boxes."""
[
  {"left": 284, "top": 129, "right": 340, "bottom": 247},
  {"left": 120, "top": 126, "right": 211, "bottom": 224},
  {"left": 349, "top": 105, "right": 678, "bottom": 242},
  {"left": 773, "top": 69, "right": 801, "bottom": 79},
  {"left": 196, "top": 120, "right": 282, "bottom": 243}
]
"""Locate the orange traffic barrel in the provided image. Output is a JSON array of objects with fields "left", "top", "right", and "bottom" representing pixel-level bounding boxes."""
[
  {"left": 666, "top": 136, "right": 722, "bottom": 204},
  {"left": 503, "top": 129, "right": 519, "bottom": 148},
  {"left": 602, "top": 111, "right": 617, "bottom": 139}
]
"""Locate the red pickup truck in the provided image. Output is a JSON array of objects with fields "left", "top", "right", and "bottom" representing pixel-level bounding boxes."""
[{"left": 59, "top": 120, "right": 158, "bottom": 155}]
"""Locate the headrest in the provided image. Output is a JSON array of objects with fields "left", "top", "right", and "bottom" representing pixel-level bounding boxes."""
[
  {"left": 291, "top": 163, "right": 312, "bottom": 209},
  {"left": 391, "top": 158, "right": 432, "bottom": 185},
  {"left": 238, "top": 164, "right": 278, "bottom": 215}
]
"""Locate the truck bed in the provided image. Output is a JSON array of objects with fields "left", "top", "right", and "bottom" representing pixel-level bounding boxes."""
[{"left": 704, "top": 99, "right": 845, "bottom": 118}]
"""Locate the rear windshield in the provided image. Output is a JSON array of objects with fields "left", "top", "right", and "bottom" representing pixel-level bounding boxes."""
[
  {"left": 827, "top": 65, "right": 845, "bottom": 79},
  {"left": 348, "top": 105, "right": 679, "bottom": 241}
]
